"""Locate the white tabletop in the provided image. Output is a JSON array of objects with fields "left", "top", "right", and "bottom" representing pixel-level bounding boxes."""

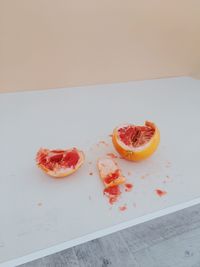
[{"left": 1, "top": 77, "right": 200, "bottom": 267}]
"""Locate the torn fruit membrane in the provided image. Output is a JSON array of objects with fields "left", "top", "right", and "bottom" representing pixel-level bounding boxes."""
[
  {"left": 118, "top": 123, "right": 155, "bottom": 148},
  {"left": 36, "top": 148, "right": 80, "bottom": 171}
]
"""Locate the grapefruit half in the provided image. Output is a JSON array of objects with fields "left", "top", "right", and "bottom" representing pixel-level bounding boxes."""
[
  {"left": 112, "top": 121, "right": 160, "bottom": 161},
  {"left": 36, "top": 147, "right": 85, "bottom": 178}
]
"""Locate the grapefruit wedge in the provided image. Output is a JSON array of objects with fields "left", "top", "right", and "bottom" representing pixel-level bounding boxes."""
[
  {"left": 97, "top": 157, "right": 126, "bottom": 204},
  {"left": 36, "top": 148, "right": 85, "bottom": 178},
  {"left": 97, "top": 158, "right": 126, "bottom": 188},
  {"left": 112, "top": 121, "right": 160, "bottom": 161}
]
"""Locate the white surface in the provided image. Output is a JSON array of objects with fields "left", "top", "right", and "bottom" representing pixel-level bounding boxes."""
[{"left": 0, "top": 77, "right": 200, "bottom": 267}]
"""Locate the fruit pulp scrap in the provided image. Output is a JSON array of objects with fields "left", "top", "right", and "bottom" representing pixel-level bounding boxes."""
[
  {"left": 118, "top": 125, "right": 155, "bottom": 147},
  {"left": 104, "top": 185, "right": 121, "bottom": 204},
  {"left": 104, "top": 185, "right": 121, "bottom": 196},
  {"left": 97, "top": 158, "right": 126, "bottom": 204},
  {"left": 97, "top": 158, "right": 125, "bottom": 187},
  {"left": 104, "top": 169, "right": 120, "bottom": 185},
  {"left": 155, "top": 189, "right": 167, "bottom": 197},
  {"left": 37, "top": 148, "right": 80, "bottom": 171},
  {"left": 109, "top": 196, "right": 118, "bottom": 205},
  {"left": 125, "top": 183, "right": 133, "bottom": 192}
]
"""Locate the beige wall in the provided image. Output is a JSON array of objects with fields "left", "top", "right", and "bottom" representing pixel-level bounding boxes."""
[{"left": 0, "top": 0, "right": 200, "bottom": 92}]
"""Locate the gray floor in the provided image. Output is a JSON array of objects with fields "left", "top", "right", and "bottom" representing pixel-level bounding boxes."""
[{"left": 21, "top": 204, "right": 200, "bottom": 267}]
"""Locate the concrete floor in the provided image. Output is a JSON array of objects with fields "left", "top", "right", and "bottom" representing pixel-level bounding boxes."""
[{"left": 21, "top": 204, "right": 200, "bottom": 267}]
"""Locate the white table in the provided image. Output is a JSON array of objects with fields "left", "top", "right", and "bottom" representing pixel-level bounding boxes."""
[{"left": 1, "top": 77, "right": 200, "bottom": 267}]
